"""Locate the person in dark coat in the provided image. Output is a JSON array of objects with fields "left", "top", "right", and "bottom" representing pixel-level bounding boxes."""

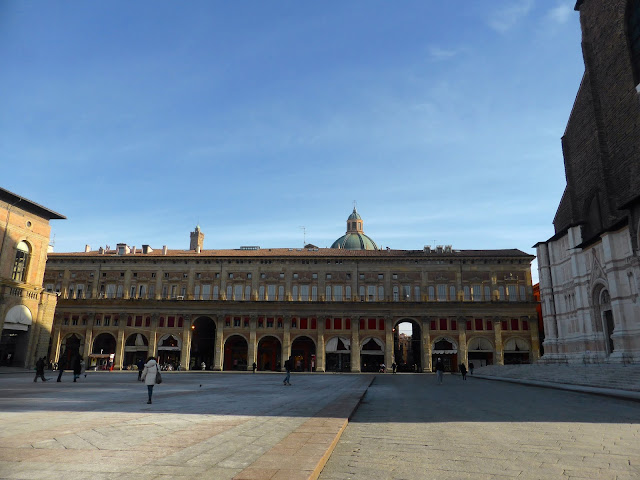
[
  {"left": 435, "top": 358, "right": 445, "bottom": 385},
  {"left": 469, "top": 362, "right": 475, "bottom": 375},
  {"left": 459, "top": 363, "right": 467, "bottom": 380},
  {"left": 56, "top": 357, "right": 66, "bottom": 382},
  {"left": 33, "top": 357, "right": 47, "bottom": 382},
  {"left": 283, "top": 356, "right": 292, "bottom": 386},
  {"left": 72, "top": 355, "right": 82, "bottom": 382},
  {"left": 252, "top": 362, "right": 257, "bottom": 373},
  {"left": 137, "top": 358, "right": 145, "bottom": 381}
]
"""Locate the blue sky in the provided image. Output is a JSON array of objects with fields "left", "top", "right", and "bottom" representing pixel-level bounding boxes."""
[{"left": 1, "top": 1, "right": 584, "bottom": 283}]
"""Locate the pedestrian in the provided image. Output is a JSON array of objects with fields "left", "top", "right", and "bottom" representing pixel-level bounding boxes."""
[
  {"left": 379, "top": 363, "right": 386, "bottom": 373},
  {"left": 80, "top": 359, "right": 86, "bottom": 378},
  {"left": 137, "top": 358, "right": 145, "bottom": 381},
  {"left": 469, "top": 362, "right": 474, "bottom": 375},
  {"left": 252, "top": 362, "right": 257, "bottom": 373},
  {"left": 56, "top": 357, "right": 66, "bottom": 382},
  {"left": 283, "top": 356, "right": 292, "bottom": 386},
  {"left": 459, "top": 363, "right": 467, "bottom": 380},
  {"left": 201, "top": 361, "right": 206, "bottom": 370},
  {"left": 141, "top": 356, "right": 159, "bottom": 404},
  {"left": 72, "top": 355, "right": 82, "bottom": 382},
  {"left": 392, "top": 362, "right": 397, "bottom": 374},
  {"left": 33, "top": 356, "right": 47, "bottom": 382},
  {"left": 435, "top": 357, "right": 445, "bottom": 385}
]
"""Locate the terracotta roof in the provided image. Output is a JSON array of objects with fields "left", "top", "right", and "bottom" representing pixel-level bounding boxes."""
[{"left": 49, "top": 247, "right": 534, "bottom": 259}]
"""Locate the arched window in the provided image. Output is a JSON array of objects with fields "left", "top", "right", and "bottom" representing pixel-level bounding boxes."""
[
  {"left": 12, "top": 241, "right": 30, "bottom": 282},
  {"left": 629, "top": 0, "right": 640, "bottom": 85}
]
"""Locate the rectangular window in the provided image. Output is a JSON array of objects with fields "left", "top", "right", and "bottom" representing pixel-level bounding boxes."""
[
  {"left": 368, "top": 318, "right": 376, "bottom": 330},
  {"left": 116, "top": 285, "right": 124, "bottom": 298},
  {"left": 511, "top": 318, "right": 519, "bottom": 330},
  {"left": 449, "top": 285, "right": 456, "bottom": 300},
  {"left": 194, "top": 285, "right": 201, "bottom": 300},
  {"left": 292, "top": 285, "right": 298, "bottom": 301},
  {"left": 259, "top": 285, "right": 265, "bottom": 300},
  {"left": 267, "top": 318, "right": 274, "bottom": 328},
  {"left": 226, "top": 285, "right": 232, "bottom": 300},
  {"left": 333, "top": 285, "right": 343, "bottom": 301},
  {"left": 439, "top": 318, "right": 447, "bottom": 330},
  {"left": 519, "top": 285, "right": 526, "bottom": 301},
  {"left": 278, "top": 286, "right": 284, "bottom": 300},
  {"left": 368, "top": 285, "right": 376, "bottom": 301},
  {"left": 346, "top": 318, "right": 351, "bottom": 329},
  {"left": 167, "top": 316, "right": 175, "bottom": 328},
  {"left": 378, "top": 285, "right": 384, "bottom": 301},
  {"left": 393, "top": 286, "right": 399, "bottom": 301},
  {"left": 72, "top": 316, "right": 78, "bottom": 326},
  {"left": 170, "top": 285, "right": 177, "bottom": 298},
  {"left": 11, "top": 248, "right": 29, "bottom": 282},
  {"left": 334, "top": 318, "right": 342, "bottom": 329},
  {"left": 130, "top": 286, "right": 136, "bottom": 298},
  {"left": 523, "top": 320, "right": 529, "bottom": 331},
  {"left": 325, "top": 318, "right": 331, "bottom": 330},
  {"left": 345, "top": 285, "right": 351, "bottom": 300},
  {"left": 181, "top": 286, "right": 187, "bottom": 297},
  {"left": 451, "top": 319, "right": 457, "bottom": 330},
  {"left": 437, "top": 284, "right": 446, "bottom": 301},
  {"left": 402, "top": 285, "right": 411, "bottom": 301},
  {"left": 311, "top": 318, "right": 317, "bottom": 329},
  {"left": 430, "top": 320, "right": 436, "bottom": 330},
  {"left": 244, "top": 285, "right": 251, "bottom": 300},
  {"left": 484, "top": 285, "right": 491, "bottom": 301},
  {"left": 312, "top": 286, "right": 318, "bottom": 301},
  {"left": 212, "top": 285, "right": 219, "bottom": 300},
  {"left": 360, "top": 318, "right": 365, "bottom": 330},
  {"left": 466, "top": 320, "right": 472, "bottom": 330},
  {"left": 379, "top": 319, "right": 385, "bottom": 330},
  {"left": 475, "top": 318, "right": 483, "bottom": 331},
  {"left": 464, "top": 286, "right": 471, "bottom": 301},
  {"left": 487, "top": 320, "right": 493, "bottom": 330},
  {"left": 472, "top": 285, "right": 482, "bottom": 301},
  {"left": 326, "top": 286, "right": 332, "bottom": 301},
  {"left": 95, "top": 317, "right": 100, "bottom": 326},
  {"left": 267, "top": 284, "right": 275, "bottom": 301},
  {"left": 414, "top": 286, "right": 420, "bottom": 301},
  {"left": 378, "top": 273, "right": 384, "bottom": 280},
  {"left": 501, "top": 320, "right": 508, "bottom": 330},
  {"left": 234, "top": 317, "right": 241, "bottom": 327},
  {"left": 300, "top": 318, "right": 308, "bottom": 329},
  {"left": 135, "top": 316, "right": 143, "bottom": 327},
  {"left": 508, "top": 285, "right": 517, "bottom": 302},
  {"left": 106, "top": 284, "right": 117, "bottom": 299},
  {"left": 104, "top": 316, "right": 110, "bottom": 327},
  {"left": 301, "top": 285, "right": 309, "bottom": 301}
]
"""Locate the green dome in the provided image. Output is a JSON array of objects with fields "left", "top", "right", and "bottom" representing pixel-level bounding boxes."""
[
  {"left": 348, "top": 208, "right": 362, "bottom": 221},
  {"left": 331, "top": 233, "right": 378, "bottom": 250}
]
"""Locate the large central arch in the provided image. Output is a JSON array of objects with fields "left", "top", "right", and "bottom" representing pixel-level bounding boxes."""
[
  {"left": 394, "top": 318, "right": 422, "bottom": 372},
  {"left": 190, "top": 316, "right": 216, "bottom": 370}
]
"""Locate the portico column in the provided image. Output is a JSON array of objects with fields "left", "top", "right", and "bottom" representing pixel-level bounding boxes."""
[
  {"left": 51, "top": 323, "right": 62, "bottom": 364},
  {"left": 350, "top": 316, "right": 361, "bottom": 372},
  {"left": 493, "top": 318, "right": 504, "bottom": 365},
  {"left": 213, "top": 316, "right": 224, "bottom": 371},
  {"left": 114, "top": 314, "right": 126, "bottom": 370},
  {"left": 84, "top": 314, "right": 94, "bottom": 365},
  {"left": 384, "top": 316, "right": 394, "bottom": 370},
  {"left": 149, "top": 314, "right": 159, "bottom": 358},
  {"left": 458, "top": 317, "right": 468, "bottom": 369},
  {"left": 281, "top": 315, "right": 291, "bottom": 371},
  {"left": 180, "top": 314, "right": 192, "bottom": 370},
  {"left": 316, "top": 317, "right": 325, "bottom": 372},
  {"left": 247, "top": 315, "right": 257, "bottom": 370},
  {"left": 527, "top": 316, "right": 541, "bottom": 362},
  {"left": 422, "top": 317, "right": 432, "bottom": 372}
]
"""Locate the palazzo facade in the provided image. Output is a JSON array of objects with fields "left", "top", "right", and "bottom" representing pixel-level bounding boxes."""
[
  {"left": 0, "top": 187, "right": 65, "bottom": 368},
  {"left": 535, "top": 0, "right": 640, "bottom": 363},
  {"left": 45, "top": 209, "right": 538, "bottom": 372}
]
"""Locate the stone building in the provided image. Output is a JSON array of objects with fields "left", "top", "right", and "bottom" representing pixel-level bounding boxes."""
[
  {"left": 0, "top": 187, "right": 65, "bottom": 368},
  {"left": 45, "top": 208, "right": 538, "bottom": 372},
  {"left": 535, "top": 0, "right": 640, "bottom": 363}
]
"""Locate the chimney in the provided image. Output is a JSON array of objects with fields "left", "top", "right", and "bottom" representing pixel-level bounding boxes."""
[
  {"left": 196, "top": 245, "right": 201, "bottom": 253},
  {"left": 142, "top": 245, "right": 153, "bottom": 254},
  {"left": 132, "top": 246, "right": 136, "bottom": 254},
  {"left": 99, "top": 247, "right": 105, "bottom": 254},
  {"left": 162, "top": 245, "right": 168, "bottom": 255},
  {"left": 85, "top": 245, "right": 91, "bottom": 253}
]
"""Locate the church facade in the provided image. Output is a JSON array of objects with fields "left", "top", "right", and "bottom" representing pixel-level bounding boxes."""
[
  {"left": 45, "top": 208, "right": 538, "bottom": 372},
  {"left": 535, "top": 0, "right": 640, "bottom": 363}
]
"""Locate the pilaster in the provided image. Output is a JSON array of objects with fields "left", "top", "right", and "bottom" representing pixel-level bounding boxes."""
[
  {"left": 458, "top": 317, "right": 468, "bottom": 368},
  {"left": 350, "top": 316, "right": 361, "bottom": 372},
  {"left": 281, "top": 315, "right": 291, "bottom": 371},
  {"left": 493, "top": 318, "right": 504, "bottom": 365},
  {"left": 180, "top": 314, "right": 192, "bottom": 370},
  {"left": 247, "top": 315, "right": 257, "bottom": 370},
  {"left": 213, "top": 316, "right": 224, "bottom": 371},
  {"left": 384, "top": 316, "right": 394, "bottom": 369},
  {"left": 422, "top": 316, "right": 432, "bottom": 372}
]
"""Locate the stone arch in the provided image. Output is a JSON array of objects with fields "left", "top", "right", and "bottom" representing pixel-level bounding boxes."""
[
  {"left": 503, "top": 337, "right": 531, "bottom": 364},
  {"left": 467, "top": 336, "right": 494, "bottom": 368},
  {"left": 224, "top": 334, "right": 248, "bottom": 371},
  {"left": 431, "top": 336, "right": 458, "bottom": 373},
  {"left": 393, "top": 317, "right": 422, "bottom": 372},
  {"left": 360, "top": 336, "right": 385, "bottom": 372},
  {"left": 124, "top": 333, "right": 148, "bottom": 368},
  {"left": 467, "top": 336, "right": 494, "bottom": 351},
  {"left": 190, "top": 316, "right": 216, "bottom": 370},
  {"left": 325, "top": 335, "right": 351, "bottom": 372},
  {"left": 291, "top": 335, "right": 316, "bottom": 372},
  {"left": 257, "top": 335, "right": 281, "bottom": 371},
  {"left": 157, "top": 334, "right": 181, "bottom": 369},
  {"left": 92, "top": 332, "right": 116, "bottom": 354}
]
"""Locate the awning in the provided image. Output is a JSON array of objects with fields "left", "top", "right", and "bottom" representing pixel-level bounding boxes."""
[
  {"left": 325, "top": 337, "right": 350, "bottom": 353},
  {"left": 3, "top": 305, "right": 32, "bottom": 331},
  {"left": 504, "top": 337, "right": 530, "bottom": 352}
]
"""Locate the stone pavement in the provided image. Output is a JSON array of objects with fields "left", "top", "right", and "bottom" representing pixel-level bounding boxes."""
[
  {"left": 318, "top": 373, "right": 640, "bottom": 480},
  {"left": 0, "top": 371, "right": 371, "bottom": 480}
]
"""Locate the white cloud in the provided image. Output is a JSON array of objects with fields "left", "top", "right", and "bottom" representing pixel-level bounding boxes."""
[
  {"left": 488, "top": 0, "right": 535, "bottom": 33},
  {"left": 428, "top": 46, "right": 460, "bottom": 61},
  {"left": 547, "top": 1, "right": 573, "bottom": 24}
]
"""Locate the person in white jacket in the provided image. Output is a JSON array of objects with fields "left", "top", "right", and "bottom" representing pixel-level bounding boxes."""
[{"left": 141, "top": 357, "right": 159, "bottom": 404}]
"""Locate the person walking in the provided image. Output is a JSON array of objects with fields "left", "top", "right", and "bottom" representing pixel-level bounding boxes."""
[
  {"left": 435, "top": 357, "right": 445, "bottom": 385},
  {"left": 137, "top": 358, "right": 145, "bottom": 381},
  {"left": 469, "top": 362, "right": 474, "bottom": 375},
  {"left": 33, "top": 356, "right": 47, "bottom": 382},
  {"left": 141, "top": 356, "right": 159, "bottom": 404},
  {"left": 391, "top": 362, "right": 397, "bottom": 374},
  {"left": 283, "top": 356, "right": 292, "bottom": 386},
  {"left": 72, "top": 355, "right": 82, "bottom": 382},
  {"left": 80, "top": 359, "right": 86, "bottom": 378},
  {"left": 252, "top": 362, "right": 257, "bottom": 373},
  {"left": 56, "top": 357, "right": 66, "bottom": 382},
  {"left": 459, "top": 363, "right": 467, "bottom": 380}
]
